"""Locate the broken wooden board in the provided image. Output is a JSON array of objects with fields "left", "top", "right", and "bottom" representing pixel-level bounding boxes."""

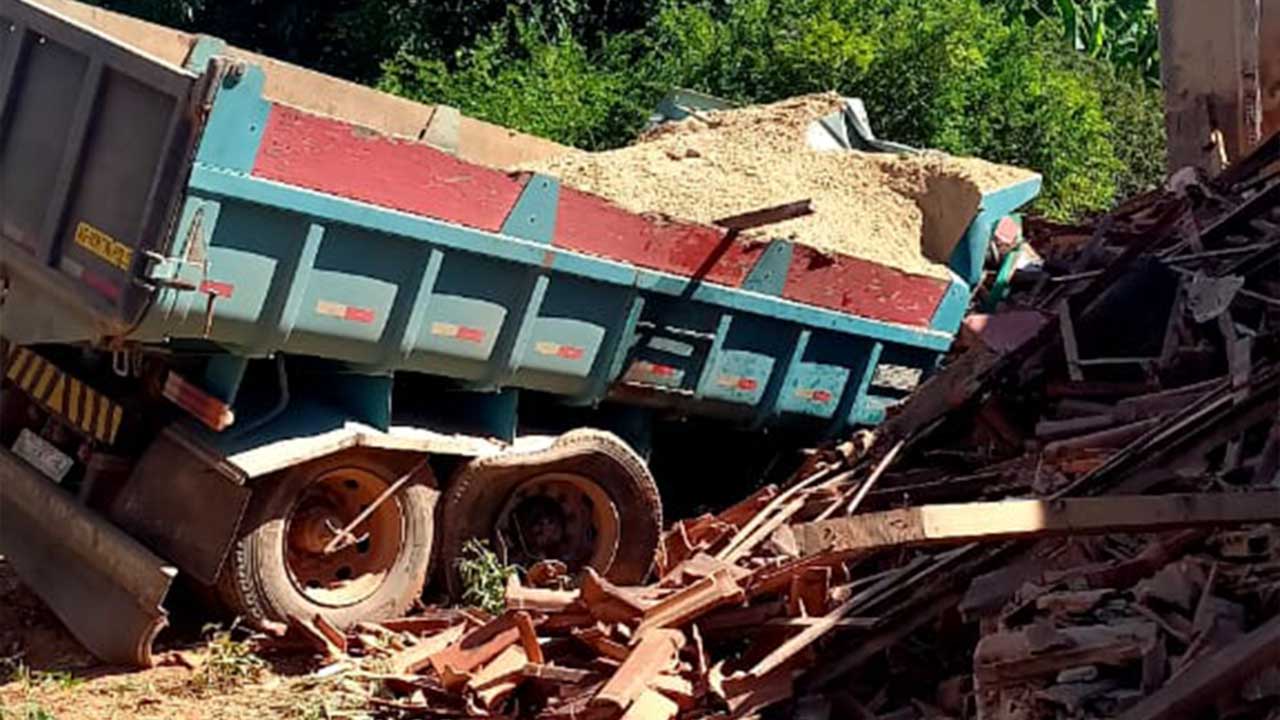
[{"left": 789, "top": 493, "right": 1280, "bottom": 556}]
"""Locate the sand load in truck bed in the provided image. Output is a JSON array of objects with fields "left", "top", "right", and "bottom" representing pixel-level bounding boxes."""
[{"left": 525, "top": 93, "right": 1036, "bottom": 280}]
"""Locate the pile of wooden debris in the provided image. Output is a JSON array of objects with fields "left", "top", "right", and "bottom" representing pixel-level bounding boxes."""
[{"left": 286, "top": 139, "right": 1280, "bottom": 720}]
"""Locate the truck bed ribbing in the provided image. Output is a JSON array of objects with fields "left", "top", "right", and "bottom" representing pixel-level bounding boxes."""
[{"left": 2, "top": 0, "right": 1040, "bottom": 434}]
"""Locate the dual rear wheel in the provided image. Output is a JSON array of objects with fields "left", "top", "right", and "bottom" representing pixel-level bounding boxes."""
[
  {"left": 217, "top": 450, "right": 436, "bottom": 628},
  {"left": 218, "top": 431, "right": 661, "bottom": 630}
]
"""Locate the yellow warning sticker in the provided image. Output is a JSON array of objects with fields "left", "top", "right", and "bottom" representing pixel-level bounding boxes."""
[{"left": 74, "top": 222, "right": 133, "bottom": 271}]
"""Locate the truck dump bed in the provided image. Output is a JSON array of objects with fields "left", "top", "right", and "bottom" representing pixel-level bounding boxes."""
[
  {"left": 1, "top": 0, "right": 202, "bottom": 333},
  {"left": 1, "top": 0, "right": 1040, "bottom": 432}
]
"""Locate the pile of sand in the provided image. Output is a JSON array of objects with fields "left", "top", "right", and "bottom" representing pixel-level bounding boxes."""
[{"left": 524, "top": 93, "right": 1036, "bottom": 279}]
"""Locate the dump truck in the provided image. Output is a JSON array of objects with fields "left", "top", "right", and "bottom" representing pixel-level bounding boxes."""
[{"left": 0, "top": 0, "right": 1041, "bottom": 666}]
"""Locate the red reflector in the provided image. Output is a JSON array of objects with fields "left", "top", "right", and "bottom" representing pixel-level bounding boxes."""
[
  {"left": 557, "top": 345, "right": 585, "bottom": 360},
  {"left": 344, "top": 306, "right": 375, "bottom": 324},
  {"left": 812, "top": 390, "right": 833, "bottom": 403},
  {"left": 162, "top": 371, "right": 235, "bottom": 431},
  {"left": 457, "top": 326, "right": 485, "bottom": 343},
  {"left": 737, "top": 378, "right": 758, "bottom": 391},
  {"left": 200, "top": 280, "right": 235, "bottom": 298}
]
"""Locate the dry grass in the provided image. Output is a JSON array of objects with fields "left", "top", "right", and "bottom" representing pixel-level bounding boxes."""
[{"left": 0, "top": 560, "right": 349, "bottom": 720}]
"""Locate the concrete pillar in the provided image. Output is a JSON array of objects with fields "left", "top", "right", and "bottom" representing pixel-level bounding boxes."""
[{"left": 1158, "top": 0, "right": 1269, "bottom": 174}]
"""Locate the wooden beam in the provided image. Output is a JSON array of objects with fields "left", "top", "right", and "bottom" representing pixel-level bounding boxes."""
[
  {"left": 790, "top": 493, "right": 1280, "bottom": 556},
  {"left": 1117, "top": 614, "right": 1280, "bottom": 720},
  {"left": 1058, "top": 301, "right": 1084, "bottom": 382},
  {"left": 1042, "top": 418, "right": 1162, "bottom": 460},
  {"left": 713, "top": 200, "right": 813, "bottom": 231}
]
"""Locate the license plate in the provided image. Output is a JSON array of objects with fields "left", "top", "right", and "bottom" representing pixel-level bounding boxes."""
[{"left": 12, "top": 429, "right": 74, "bottom": 483}]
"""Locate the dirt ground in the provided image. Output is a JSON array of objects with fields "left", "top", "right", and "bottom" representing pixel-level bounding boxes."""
[{"left": 0, "top": 559, "right": 347, "bottom": 720}]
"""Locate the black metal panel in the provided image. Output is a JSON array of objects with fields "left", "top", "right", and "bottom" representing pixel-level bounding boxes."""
[
  {"left": 0, "top": 0, "right": 202, "bottom": 328},
  {"left": 106, "top": 425, "right": 251, "bottom": 585},
  {"left": 36, "top": 57, "right": 101, "bottom": 262},
  {"left": 2, "top": 0, "right": 190, "bottom": 95},
  {"left": 0, "top": 25, "right": 85, "bottom": 254},
  {"left": 0, "top": 18, "right": 31, "bottom": 147},
  {"left": 56, "top": 65, "right": 172, "bottom": 282}
]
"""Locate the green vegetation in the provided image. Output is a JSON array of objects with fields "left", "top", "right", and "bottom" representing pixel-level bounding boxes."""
[
  {"left": 456, "top": 539, "right": 519, "bottom": 614},
  {"left": 0, "top": 703, "right": 57, "bottom": 720},
  {"left": 91, "top": 0, "right": 1168, "bottom": 219},
  {"left": 0, "top": 658, "right": 81, "bottom": 695},
  {"left": 381, "top": 0, "right": 1163, "bottom": 219},
  {"left": 0, "top": 657, "right": 63, "bottom": 720},
  {"left": 1000, "top": 0, "right": 1160, "bottom": 84},
  {"left": 290, "top": 695, "right": 337, "bottom": 720},
  {"left": 190, "top": 623, "right": 267, "bottom": 693}
]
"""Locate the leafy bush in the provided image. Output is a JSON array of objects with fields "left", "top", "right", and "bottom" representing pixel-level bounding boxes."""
[
  {"left": 455, "top": 539, "right": 519, "bottom": 615},
  {"left": 87, "top": 0, "right": 1167, "bottom": 219},
  {"left": 645, "top": 0, "right": 1128, "bottom": 218},
  {"left": 190, "top": 623, "right": 266, "bottom": 693},
  {"left": 998, "top": 0, "right": 1160, "bottom": 84},
  {"left": 380, "top": 15, "right": 660, "bottom": 150},
  {"left": 379, "top": 0, "right": 1160, "bottom": 218},
  {"left": 1094, "top": 68, "right": 1168, "bottom": 199}
]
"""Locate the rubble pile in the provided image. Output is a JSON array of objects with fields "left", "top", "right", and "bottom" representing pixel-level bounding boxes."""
[{"left": 302, "top": 140, "right": 1280, "bottom": 720}]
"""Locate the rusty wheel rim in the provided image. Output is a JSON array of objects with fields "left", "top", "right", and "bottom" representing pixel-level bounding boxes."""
[
  {"left": 284, "top": 466, "right": 404, "bottom": 607},
  {"left": 493, "top": 473, "right": 620, "bottom": 573}
]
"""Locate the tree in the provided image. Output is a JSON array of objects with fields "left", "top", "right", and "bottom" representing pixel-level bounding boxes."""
[
  {"left": 87, "top": 0, "right": 1167, "bottom": 218},
  {"left": 383, "top": 0, "right": 1150, "bottom": 218},
  {"left": 999, "top": 0, "right": 1161, "bottom": 84},
  {"left": 380, "top": 14, "right": 660, "bottom": 150}
]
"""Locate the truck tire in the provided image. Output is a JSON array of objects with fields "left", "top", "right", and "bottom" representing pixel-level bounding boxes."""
[
  {"left": 217, "top": 450, "right": 437, "bottom": 631},
  {"left": 439, "top": 429, "right": 662, "bottom": 596}
]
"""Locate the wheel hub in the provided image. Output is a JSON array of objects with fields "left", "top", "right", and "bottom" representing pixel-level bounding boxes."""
[
  {"left": 493, "top": 473, "right": 620, "bottom": 573},
  {"left": 292, "top": 509, "right": 344, "bottom": 554},
  {"left": 283, "top": 467, "right": 404, "bottom": 607}
]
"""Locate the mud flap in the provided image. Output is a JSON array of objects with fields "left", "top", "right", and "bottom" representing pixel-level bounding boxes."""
[{"left": 0, "top": 448, "right": 175, "bottom": 667}]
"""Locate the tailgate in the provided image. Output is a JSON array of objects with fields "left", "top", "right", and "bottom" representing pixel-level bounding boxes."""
[{"left": 0, "top": 0, "right": 202, "bottom": 326}]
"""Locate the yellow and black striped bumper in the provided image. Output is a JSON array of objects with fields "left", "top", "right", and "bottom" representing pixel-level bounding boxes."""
[{"left": 4, "top": 345, "right": 123, "bottom": 445}]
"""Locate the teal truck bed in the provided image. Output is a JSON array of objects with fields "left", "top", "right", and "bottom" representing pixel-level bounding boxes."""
[
  {"left": 2, "top": 0, "right": 1040, "bottom": 434},
  {"left": 0, "top": 0, "right": 1040, "bottom": 668}
]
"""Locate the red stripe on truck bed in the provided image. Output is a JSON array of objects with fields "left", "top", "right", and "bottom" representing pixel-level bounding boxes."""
[
  {"left": 251, "top": 105, "right": 950, "bottom": 329},
  {"left": 253, "top": 105, "right": 524, "bottom": 233},
  {"left": 552, "top": 186, "right": 757, "bottom": 287},
  {"left": 554, "top": 188, "right": 949, "bottom": 327},
  {"left": 782, "top": 245, "right": 948, "bottom": 328}
]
